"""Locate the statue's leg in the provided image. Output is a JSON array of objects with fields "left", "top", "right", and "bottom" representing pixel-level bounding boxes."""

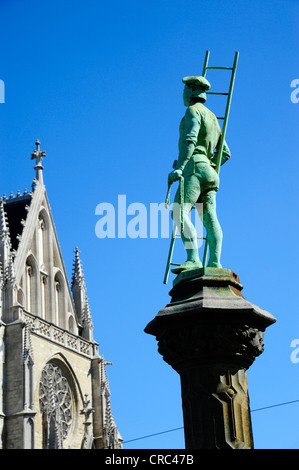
[
  {"left": 171, "top": 175, "right": 202, "bottom": 272},
  {"left": 200, "top": 190, "right": 223, "bottom": 268}
]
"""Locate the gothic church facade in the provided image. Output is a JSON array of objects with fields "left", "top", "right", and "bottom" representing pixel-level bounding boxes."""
[{"left": 0, "top": 140, "right": 122, "bottom": 449}]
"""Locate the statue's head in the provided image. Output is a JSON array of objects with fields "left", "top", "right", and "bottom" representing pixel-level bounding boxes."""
[{"left": 182, "top": 76, "right": 211, "bottom": 106}]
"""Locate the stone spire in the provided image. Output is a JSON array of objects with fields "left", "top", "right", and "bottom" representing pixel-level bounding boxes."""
[
  {"left": 23, "top": 321, "right": 34, "bottom": 363},
  {"left": 31, "top": 139, "right": 46, "bottom": 184},
  {"left": 71, "top": 247, "right": 85, "bottom": 289},
  {"left": 0, "top": 198, "right": 17, "bottom": 320},
  {"left": 0, "top": 198, "right": 11, "bottom": 245},
  {"left": 82, "top": 295, "right": 93, "bottom": 337},
  {"left": 5, "top": 252, "right": 16, "bottom": 286},
  {"left": 71, "top": 247, "right": 93, "bottom": 340},
  {"left": 100, "top": 359, "right": 122, "bottom": 449},
  {"left": 0, "top": 198, "right": 12, "bottom": 278}
]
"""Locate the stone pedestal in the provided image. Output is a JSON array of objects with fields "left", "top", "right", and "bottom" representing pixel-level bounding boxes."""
[{"left": 145, "top": 268, "right": 276, "bottom": 449}]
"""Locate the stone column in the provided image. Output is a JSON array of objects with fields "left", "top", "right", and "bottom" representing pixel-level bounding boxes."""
[
  {"left": 91, "top": 357, "right": 105, "bottom": 449},
  {"left": 145, "top": 268, "right": 276, "bottom": 449}
]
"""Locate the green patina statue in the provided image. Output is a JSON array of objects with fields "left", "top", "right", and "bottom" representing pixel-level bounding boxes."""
[{"left": 168, "top": 76, "right": 231, "bottom": 274}]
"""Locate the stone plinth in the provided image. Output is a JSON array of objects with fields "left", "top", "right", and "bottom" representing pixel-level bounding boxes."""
[{"left": 145, "top": 268, "right": 276, "bottom": 449}]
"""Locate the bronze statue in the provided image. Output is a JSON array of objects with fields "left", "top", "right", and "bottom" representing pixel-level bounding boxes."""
[{"left": 168, "top": 76, "right": 230, "bottom": 273}]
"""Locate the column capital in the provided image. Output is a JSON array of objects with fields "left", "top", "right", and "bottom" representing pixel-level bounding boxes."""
[{"left": 145, "top": 268, "right": 276, "bottom": 373}]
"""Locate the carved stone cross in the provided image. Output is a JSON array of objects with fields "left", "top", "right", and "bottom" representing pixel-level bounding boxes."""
[{"left": 31, "top": 139, "right": 46, "bottom": 183}]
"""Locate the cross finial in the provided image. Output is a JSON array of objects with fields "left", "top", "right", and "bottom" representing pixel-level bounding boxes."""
[{"left": 31, "top": 139, "right": 46, "bottom": 183}]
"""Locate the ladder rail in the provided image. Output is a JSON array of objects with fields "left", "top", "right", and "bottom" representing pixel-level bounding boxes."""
[
  {"left": 203, "top": 52, "right": 239, "bottom": 266},
  {"left": 163, "top": 223, "right": 178, "bottom": 285},
  {"left": 215, "top": 51, "right": 239, "bottom": 174},
  {"left": 202, "top": 50, "right": 210, "bottom": 78},
  {"left": 163, "top": 224, "right": 207, "bottom": 285}
]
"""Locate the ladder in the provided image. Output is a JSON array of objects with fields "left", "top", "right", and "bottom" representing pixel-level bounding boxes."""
[{"left": 163, "top": 50, "right": 239, "bottom": 284}]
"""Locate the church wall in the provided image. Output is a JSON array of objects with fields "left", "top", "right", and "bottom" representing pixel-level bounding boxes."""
[
  {"left": 5, "top": 320, "right": 25, "bottom": 448},
  {"left": 0, "top": 324, "right": 5, "bottom": 448},
  {"left": 3, "top": 319, "right": 100, "bottom": 449},
  {"left": 91, "top": 357, "right": 105, "bottom": 449}
]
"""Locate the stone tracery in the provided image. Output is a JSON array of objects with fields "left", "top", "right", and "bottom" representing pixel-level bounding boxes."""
[{"left": 39, "top": 362, "right": 73, "bottom": 449}]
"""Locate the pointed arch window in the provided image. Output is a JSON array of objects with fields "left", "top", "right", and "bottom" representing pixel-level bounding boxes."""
[
  {"left": 38, "top": 216, "right": 45, "bottom": 268},
  {"left": 25, "top": 255, "right": 39, "bottom": 315},
  {"left": 26, "top": 262, "right": 33, "bottom": 312},
  {"left": 55, "top": 279, "right": 61, "bottom": 326},
  {"left": 68, "top": 315, "right": 75, "bottom": 334},
  {"left": 41, "top": 274, "right": 47, "bottom": 320},
  {"left": 54, "top": 271, "right": 66, "bottom": 327},
  {"left": 24, "top": 418, "right": 35, "bottom": 449}
]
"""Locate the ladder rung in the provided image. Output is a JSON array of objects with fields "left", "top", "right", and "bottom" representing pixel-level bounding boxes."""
[
  {"left": 170, "top": 263, "right": 181, "bottom": 266},
  {"left": 206, "top": 92, "right": 228, "bottom": 95},
  {"left": 206, "top": 66, "right": 233, "bottom": 70},
  {"left": 173, "top": 234, "right": 206, "bottom": 240},
  {"left": 217, "top": 117, "right": 224, "bottom": 120}
]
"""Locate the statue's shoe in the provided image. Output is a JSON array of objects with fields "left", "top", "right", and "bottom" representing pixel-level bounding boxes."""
[
  {"left": 171, "top": 260, "right": 203, "bottom": 274},
  {"left": 207, "top": 261, "right": 222, "bottom": 268}
]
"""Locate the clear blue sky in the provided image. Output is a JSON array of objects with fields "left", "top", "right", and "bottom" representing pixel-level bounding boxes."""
[{"left": 0, "top": 0, "right": 299, "bottom": 449}]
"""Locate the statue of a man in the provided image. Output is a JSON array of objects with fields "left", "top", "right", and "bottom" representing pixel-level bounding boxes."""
[{"left": 168, "top": 76, "right": 230, "bottom": 274}]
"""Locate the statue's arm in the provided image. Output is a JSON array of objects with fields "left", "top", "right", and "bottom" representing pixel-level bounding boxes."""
[
  {"left": 211, "top": 138, "right": 231, "bottom": 167},
  {"left": 168, "top": 107, "right": 199, "bottom": 184},
  {"left": 176, "top": 107, "right": 199, "bottom": 171}
]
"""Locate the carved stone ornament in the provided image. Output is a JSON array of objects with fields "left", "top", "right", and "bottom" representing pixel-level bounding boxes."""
[{"left": 156, "top": 321, "right": 265, "bottom": 374}]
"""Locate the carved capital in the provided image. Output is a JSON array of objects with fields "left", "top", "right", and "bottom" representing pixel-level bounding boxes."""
[
  {"left": 156, "top": 320, "right": 265, "bottom": 374},
  {"left": 145, "top": 268, "right": 275, "bottom": 374}
]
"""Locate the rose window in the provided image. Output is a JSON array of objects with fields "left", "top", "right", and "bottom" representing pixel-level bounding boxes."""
[{"left": 39, "top": 362, "right": 73, "bottom": 448}]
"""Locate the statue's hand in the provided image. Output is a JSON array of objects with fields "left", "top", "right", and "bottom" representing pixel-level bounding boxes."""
[{"left": 168, "top": 169, "right": 183, "bottom": 184}]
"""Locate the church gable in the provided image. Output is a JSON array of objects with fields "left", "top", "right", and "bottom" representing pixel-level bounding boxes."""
[
  {"left": 1, "top": 141, "right": 92, "bottom": 338},
  {"left": 0, "top": 140, "right": 122, "bottom": 450},
  {"left": 4, "top": 181, "right": 79, "bottom": 333}
]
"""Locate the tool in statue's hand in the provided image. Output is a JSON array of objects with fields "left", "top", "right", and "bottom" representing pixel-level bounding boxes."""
[
  {"left": 165, "top": 167, "right": 184, "bottom": 235},
  {"left": 165, "top": 182, "right": 172, "bottom": 209},
  {"left": 165, "top": 160, "right": 179, "bottom": 208}
]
